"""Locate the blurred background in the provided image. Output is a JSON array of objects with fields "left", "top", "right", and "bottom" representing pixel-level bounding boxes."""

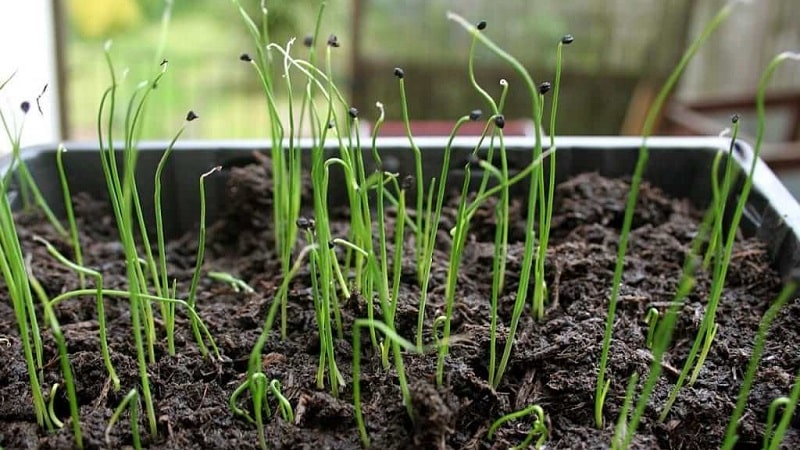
[{"left": 1, "top": 0, "right": 799, "bottom": 191}]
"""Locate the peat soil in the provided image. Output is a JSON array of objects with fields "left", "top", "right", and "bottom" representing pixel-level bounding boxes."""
[{"left": 1, "top": 164, "right": 799, "bottom": 450}]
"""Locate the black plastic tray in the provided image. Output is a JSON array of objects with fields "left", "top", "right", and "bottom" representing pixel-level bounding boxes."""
[{"left": 3, "top": 136, "right": 799, "bottom": 278}]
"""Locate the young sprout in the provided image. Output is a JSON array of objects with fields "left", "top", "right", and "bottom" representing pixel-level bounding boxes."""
[
  {"left": 594, "top": 1, "right": 737, "bottom": 428},
  {"left": 208, "top": 271, "right": 255, "bottom": 294},
  {"left": 644, "top": 307, "right": 659, "bottom": 349},
  {"left": 488, "top": 404, "right": 548, "bottom": 450},
  {"left": 55, "top": 145, "right": 84, "bottom": 288},
  {"left": 0, "top": 138, "right": 50, "bottom": 429},
  {"left": 763, "top": 370, "right": 800, "bottom": 450},
  {"left": 47, "top": 384, "right": 63, "bottom": 429},
  {"left": 36, "top": 274, "right": 82, "bottom": 449},
  {"left": 414, "top": 110, "right": 475, "bottom": 350},
  {"left": 662, "top": 50, "right": 800, "bottom": 421},
  {"left": 105, "top": 389, "right": 141, "bottom": 450},
  {"left": 269, "top": 379, "right": 294, "bottom": 423},
  {"left": 187, "top": 166, "right": 222, "bottom": 359},
  {"left": 720, "top": 278, "right": 798, "bottom": 450},
  {"left": 34, "top": 236, "right": 120, "bottom": 391}
]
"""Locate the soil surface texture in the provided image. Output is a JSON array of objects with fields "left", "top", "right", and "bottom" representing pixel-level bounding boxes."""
[{"left": 1, "top": 164, "right": 798, "bottom": 450}]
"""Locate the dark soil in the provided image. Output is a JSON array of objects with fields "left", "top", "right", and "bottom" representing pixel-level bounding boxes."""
[{"left": 1, "top": 164, "right": 799, "bottom": 450}]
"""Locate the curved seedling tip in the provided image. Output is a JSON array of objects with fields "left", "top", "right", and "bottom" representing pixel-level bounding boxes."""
[
  {"left": 240, "top": 53, "right": 252, "bottom": 62},
  {"left": 349, "top": 107, "right": 359, "bottom": 118},
  {"left": 393, "top": 67, "right": 405, "bottom": 79},
  {"left": 499, "top": 78, "right": 508, "bottom": 87},
  {"left": 296, "top": 216, "right": 316, "bottom": 231},
  {"left": 730, "top": 113, "right": 740, "bottom": 124},
  {"left": 561, "top": 34, "right": 575, "bottom": 44},
  {"left": 327, "top": 34, "right": 340, "bottom": 47},
  {"left": 186, "top": 110, "right": 199, "bottom": 122},
  {"left": 538, "top": 81, "right": 552, "bottom": 95},
  {"left": 477, "top": 20, "right": 487, "bottom": 30},
  {"left": 32, "top": 234, "right": 51, "bottom": 247},
  {"left": 303, "top": 35, "right": 314, "bottom": 47},
  {"left": 201, "top": 166, "right": 222, "bottom": 178},
  {"left": 494, "top": 115, "right": 506, "bottom": 129},
  {"left": 776, "top": 51, "right": 800, "bottom": 61},
  {"left": 469, "top": 109, "right": 483, "bottom": 121},
  {"left": 20, "top": 101, "right": 30, "bottom": 114},
  {"left": 719, "top": 127, "right": 731, "bottom": 138},
  {"left": 401, "top": 174, "right": 414, "bottom": 191},
  {"left": 104, "top": 39, "right": 113, "bottom": 52}
]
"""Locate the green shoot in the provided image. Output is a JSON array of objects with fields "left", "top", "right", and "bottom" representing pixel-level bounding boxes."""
[
  {"left": 622, "top": 180, "right": 719, "bottom": 448},
  {"left": 414, "top": 112, "right": 474, "bottom": 349},
  {"left": 55, "top": 145, "right": 84, "bottom": 288},
  {"left": 720, "top": 280, "right": 797, "bottom": 450},
  {"left": 105, "top": 388, "right": 141, "bottom": 450},
  {"left": 662, "top": 50, "right": 800, "bottom": 420},
  {"left": 703, "top": 117, "right": 741, "bottom": 270},
  {"left": 611, "top": 373, "right": 639, "bottom": 450},
  {"left": 447, "top": 12, "right": 548, "bottom": 391},
  {"left": 47, "top": 384, "right": 64, "bottom": 429},
  {"left": 352, "top": 319, "right": 419, "bottom": 447},
  {"left": 46, "top": 288, "right": 220, "bottom": 359},
  {"left": 437, "top": 118, "right": 496, "bottom": 387},
  {"left": 37, "top": 274, "right": 82, "bottom": 449},
  {"left": 269, "top": 379, "right": 294, "bottom": 423},
  {"left": 594, "top": 1, "right": 737, "bottom": 427},
  {"left": 187, "top": 166, "right": 221, "bottom": 359},
  {"left": 34, "top": 236, "right": 120, "bottom": 391},
  {"left": 644, "top": 307, "right": 659, "bottom": 350},
  {"left": 764, "top": 370, "right": 800, "bottom": 450},
  {"left": 0, "top": 129, "right": 50, "bottom": 429},
  {"left": 208, "top": 271, "right": 255, "bottom": 294},
  {"left": 487, "top": 404, "right": 548, "bottom": 450},
  {"left": 154, "top": 113, "right": 195, "bottom": 355},
  {"left": 533, "top": 35, "right": 571, "bottom": 321},
  {"left": 393, "top": 68, "right": 425, "bottom": 283}
]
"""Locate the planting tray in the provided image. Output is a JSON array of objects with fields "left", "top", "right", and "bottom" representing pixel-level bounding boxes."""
[{"left": 3, "top": 136, "right": 800, "bottom": 278}]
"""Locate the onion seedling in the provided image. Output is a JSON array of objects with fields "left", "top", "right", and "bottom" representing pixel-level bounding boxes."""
[
  {"left": 436, "top": 117, "right": 498, "bottom": 387},
  {"left": 393, "top": 68, "right": 427, "bottom": 285},
  {"left": 208, "top": 271, "right": 255, "bottom": 294},
  {"left": 487, "top": 404, "right": 548, "bottom": 450},
  {"left": 703, "top": 116, "right": 741, "bottom": 270},
  {"left": 763, "top": 371, "right": 800, "bottom": 450},
  {"left": 154, "top": 112, "right": 197, "bottom": 355},
  {"left": 593, "top": 1, "right": 736, "bottom": 427},
  {"left": 532, "top": 35, "right": 571, "bottom": 322},
  {"left": 720, "top": 279, "right": 798, "bottom": 450},
  {"left": 35, "top": 272, "right": 82, "bottom": 449},
  {"left": 47, "top": 384, "right": 63, "bottom": 428},
  {"left": 55, "top": 145, "right": 84, "bottom": 288},
  {"left": 0, "top": 114, "right": 50, "bottom": 430},
  {"left": 34, "top": 236, "right": 120, "bottom": 391},
  {"left": 448, "top": 12, "right": 550, "bottom": 391},
  {"left": 662, "top": 50, "right": 800, "bottom": 419},
  {"left": 186, "top": 166, "right": 221, "bottom": 359},
  {"left": 414, "top": 111, "right": 475, "bottom": 349},
  {"left": 644, "top": 307, "right": 658, "bottom": 350},
  {"left": 105, "top": 388, "right": 141, "bottom": 450}
]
